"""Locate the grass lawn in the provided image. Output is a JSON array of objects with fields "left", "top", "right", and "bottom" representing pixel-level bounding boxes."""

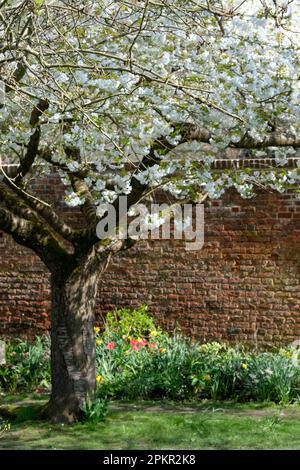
[{"left": 1, "top": 395, "right": 300, "bottom": 449}]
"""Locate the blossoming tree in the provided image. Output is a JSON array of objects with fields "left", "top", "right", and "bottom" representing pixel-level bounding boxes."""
[{"left": 1, "top": 0, "right": 300, "bottom": 422}]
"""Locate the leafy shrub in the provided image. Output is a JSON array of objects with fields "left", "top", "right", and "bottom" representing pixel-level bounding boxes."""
[
  {"left": 0, "top": 419, "right": 10, "bottom": 438},
  {"left": 95, "top": 307, "right": 300, "bottom": 404},
  {"left": 3, "top": 307, "right": 300, "bottom": 405},
  {"left": 3, "top": 336, "right": 50, "bottom": 392},
  {"left": 243, "top": 352, "right": 300, "bottom": 404},
  {"left": 101, "top": 304, "right": 166, "bottom": 343},
  {"left": 190, "top": 343, "right": 252, "bottom": 401},
  {"left": 119, "top": 336, "right": 200, "bottom": 399},
  {"left": 0, "top": 365, "right": 18, "bottom": 392},
  {"left": 81, "top": 397, "right": 108, "bottom": 423},
  {"left": 95, "top": 305, "right": 169, "bottom": 398}
]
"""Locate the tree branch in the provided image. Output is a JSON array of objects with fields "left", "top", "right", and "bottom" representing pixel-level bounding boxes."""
[
  {"left": 0, "top": 205, "right": 73, "bottom": 271},
  {"left": 0, "top": 183, "right": 39, "bottom": 223},
  {"left": 237, "top": 131, "right": 300, "bottom": 149},
  {"left": 178, "top": 123, "right": 300, "bottom": 149},
  {"left": 15, "top": 98, "right": 49, "bottom": 184},
  {"left": 1, "top": 172, "right": 79, "bottom": 244},
  {"left": 64, "top": 145, "right": 98, "bottom": 226}
]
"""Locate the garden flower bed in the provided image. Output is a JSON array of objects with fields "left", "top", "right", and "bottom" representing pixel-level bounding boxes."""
[{"left": 1, "top": 306, "right": 300, "bottom": 407}]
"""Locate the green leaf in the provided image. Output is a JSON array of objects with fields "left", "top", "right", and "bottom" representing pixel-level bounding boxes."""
[{"left": 34, "top": 0, "right": 44, "bottom": 8}]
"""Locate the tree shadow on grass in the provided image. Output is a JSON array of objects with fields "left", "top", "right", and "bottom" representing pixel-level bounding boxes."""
[{"left": 2, "top": 398, "right": 300, "bottom": 450}]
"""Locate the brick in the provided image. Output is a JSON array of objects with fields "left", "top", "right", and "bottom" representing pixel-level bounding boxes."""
[{"left": 0, "top": 181, "right": 300, "bottom": 347}]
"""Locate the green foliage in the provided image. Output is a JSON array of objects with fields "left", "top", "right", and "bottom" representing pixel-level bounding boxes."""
[
  {"left": 190, "top": 342, "right": 251, "bottom": 401},
  {"left": 104, "top": 305, "right": 164, "bottom": 341},
  {"left": 243, "top": 352, "right": 300, "bottom": 404},
  {"left": 1, "top": 336, "right": 50, "bottom": 393},
  {"left": 113, "top": 336, "right": 200, "bottom": 400},
  {"left": 3, "top": 308, "right": 300, "bottom": 406},
  {"left": 80, "top": 397, "right": 108, "bottom": 423},
  {"left": 95, "top": 308, "right": 300, "bottom": 404},
  {"left": 95, "top": 306, "right": 169, "bottom": 398},
  {"left": 0, "top": 366, "right": 18, "bottom": 392},
  {"left": 4, "top": 401, "right": 300, "bottom": 449},
  {"left": 0, "top": 418, "right": 11, "bottom": 438}
]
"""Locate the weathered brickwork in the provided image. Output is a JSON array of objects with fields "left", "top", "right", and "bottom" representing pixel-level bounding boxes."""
[{"left": 1, "top": 180, "right": 300, "bottom": 347}]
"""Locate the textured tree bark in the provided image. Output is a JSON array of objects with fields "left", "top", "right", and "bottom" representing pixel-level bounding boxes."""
[
  {"left": 0, "top": 190, "right": 126, "bottom": 423},
  {"left": 45, "top": 253, "right": 107, "bottom": 424}
]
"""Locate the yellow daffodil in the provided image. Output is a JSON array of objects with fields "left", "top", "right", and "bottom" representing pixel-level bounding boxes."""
[
  {"left": 159, "top": 348, "right": 166, "bottom": 353},
  {"left": 96, "top": 339, "right": 102, "bottom": 347},
  {"left": 96, "top": 375, "right": 103, "bottom": 384},
  {"left": 241, "top": 363, "right": 248, "bottom": 370},
  {"left": 203, "top": 374, "right": 211, "bottom": 382},
  {"left": 283, "top": 351, "right": 292, "bottom": 359},
  {"left": 150, "top": 330, "right": 157, "bottom": 337},
  {"left": 94, "top": 326, "right": 100, "bottom": 334}
]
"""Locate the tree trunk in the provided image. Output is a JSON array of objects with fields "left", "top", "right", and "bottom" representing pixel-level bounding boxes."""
[{"left": 45, "top": 254, "right": 106, "bottom": 424}]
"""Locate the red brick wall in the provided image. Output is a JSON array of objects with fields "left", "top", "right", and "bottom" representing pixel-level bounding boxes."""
[{"left": 1, "top": 184, "right": 300, "bottom": 347}]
